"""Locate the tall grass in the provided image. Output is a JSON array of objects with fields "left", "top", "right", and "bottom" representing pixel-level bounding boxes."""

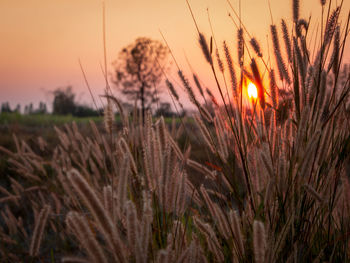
[{"left": 0, "top": 0, "right": 350, "bottom": 262}]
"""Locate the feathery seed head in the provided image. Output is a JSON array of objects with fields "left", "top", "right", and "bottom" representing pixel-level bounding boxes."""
[
  {"left": 103, "top": 100, "right": 114, "bottom": 134},
  {"left": 193, "top": 74, "right": 204, "bottom": 96},
  {"left": 237, "top": 28, "right": 244, "bottom": 67},
  {"left": 253, "top": 220, "right": 266, "bottom": 263},
  {"left": 223, "top": 41, "right": 238, "bottom": 97},
  {"left": 250, "top": 38, "right": 262, "bottom": 57},
  {"left": 281, "top": 19, "right": 292, "bottom": 62},
  {"left": 199, "top": 33, "right": 213, "bottom": 65},
  {"left": 293, "top": 0, "right": 300, "bottom": 23},
  {"left": 250, "top": 58, "right": 265, "bottom": 109},
  {"left": 332, "top": 25, "right": 340, "bottom": 75},
  {"left": 216, "top": 49, "right": 224, "bottom": 72},
  {"left": 29, "top": 205, "right": 51, "bottom": 256},
  {"left": 178, "top": 70, "right": 200, "bottom": 107},
  {"left": 166, "top": 79, "right": 179, "bottom": 101},
  {"left": 324, "top": 7, "right": 340, "bottom": 45},
  {"left": 271, "top": 25, "right": 291, "bottom": 84},
  {"left": 270, "top": 70, "right": 278, "bottom": 108}
]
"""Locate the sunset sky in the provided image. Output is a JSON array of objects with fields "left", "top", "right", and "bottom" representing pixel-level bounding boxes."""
[{"left": 0, "top": 0, "right": 349, "bottom": 110}]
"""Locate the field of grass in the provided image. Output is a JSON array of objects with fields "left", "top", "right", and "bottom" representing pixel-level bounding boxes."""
[
  {"left": 0, "top": 113, "right": 102, "bottom": 126},
  {"left": 0, "top": 113, "right": 103, "bottom": 151},
  {"left": 1, "top": 0, "right": 350, "bottom": 262},
  {"left": 0, "top": 113, "right": 185, "bottom": 151},
  {"left": 0, "top": 113, "right": 105, "bottom": 201}
]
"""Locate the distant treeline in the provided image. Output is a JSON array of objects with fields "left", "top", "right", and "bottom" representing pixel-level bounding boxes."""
[
  {"left": 1, "top": 101, "right": 48, "bottom": 115},
  {"left": 1, "top": 86, "right": 182, "bottom": 118}
]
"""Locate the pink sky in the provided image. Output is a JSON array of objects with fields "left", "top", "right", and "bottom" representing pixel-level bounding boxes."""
[{"left": 0, "top": 0, "right": 349, "bottom": 110}]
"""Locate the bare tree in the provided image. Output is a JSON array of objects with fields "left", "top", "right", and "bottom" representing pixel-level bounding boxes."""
[{"left": 112, "top": 37, "right": 169, "bottom": 119}]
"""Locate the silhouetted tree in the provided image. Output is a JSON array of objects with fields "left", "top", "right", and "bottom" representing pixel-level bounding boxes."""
[
  {"left": 112, "top": 37, "right": 169, "bottom": 119},
  {"left": 1, "top": 102, "right": 11, "bottom": 113},
  {"left": 52, "top": 86, "right": 76, "bottom": 115},
  {"left": 51, "top": 86, "right": 102, "bottom": 116}
]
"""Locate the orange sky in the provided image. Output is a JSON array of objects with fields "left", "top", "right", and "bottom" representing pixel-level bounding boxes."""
[{"left": 0, "top": 0, "right": 349, "bottom": 110}]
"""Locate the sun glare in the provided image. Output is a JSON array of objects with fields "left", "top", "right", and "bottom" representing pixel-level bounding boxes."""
[{"left": 247, "top": 82, "right": 258, "bottom": 99}]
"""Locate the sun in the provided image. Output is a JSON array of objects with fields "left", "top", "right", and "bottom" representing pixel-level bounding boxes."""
[{"left": 247, "top": 82, "right": 258, "bottom": 99}]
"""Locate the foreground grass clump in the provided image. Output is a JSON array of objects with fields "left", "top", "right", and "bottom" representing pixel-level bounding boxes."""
[{"left": 1, "top": 0, "right": 350, "bottom": 262}]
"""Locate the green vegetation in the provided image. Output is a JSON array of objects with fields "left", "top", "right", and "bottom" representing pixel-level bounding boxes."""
[{"left": 0, "top": 112, "right": 102, "bottom": 127}]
